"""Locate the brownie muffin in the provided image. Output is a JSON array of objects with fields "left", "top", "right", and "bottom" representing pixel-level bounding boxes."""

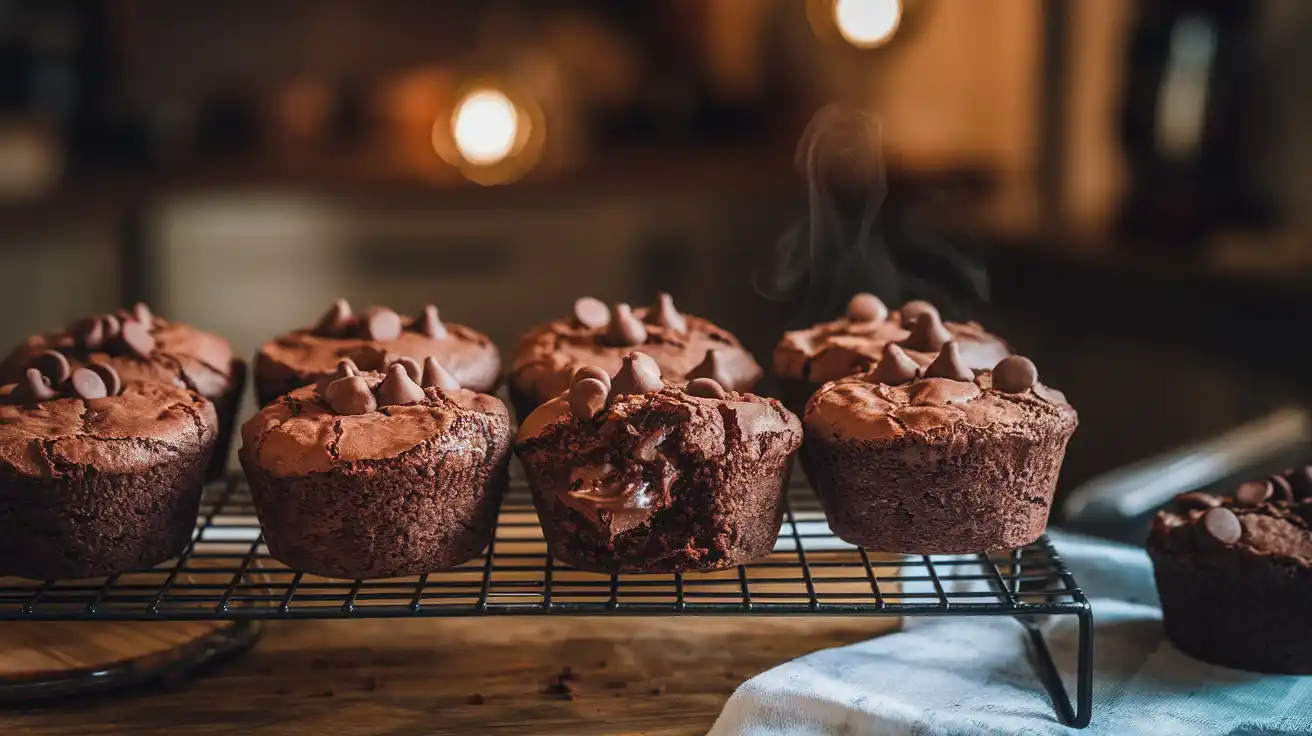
[
  {"left": 0, "top": 302, "right": 243, "bottom": 480},
  {"left": 515, "top": 351, "right": 801, "bottom": 573},
  {"left": 1148, "top": 472, "right": 1312, "bottom": 674},
  {"left": 241, "top": 357, "right": 512, "bottom": 579},
  {"left": 254, "top": 299, "right": 500, "bottom": 406},
  {"left": 774, "top": 294, "right": 1010, "bottom": 414},
  {"left": 801, "top": 344, "right": 1077, "bottom": 553},
  {"left": 0, "top": 360, "right": 217, "bottom": 579},
  {"left": 509, "top": 293, "right": 763, "bottom": 419}
]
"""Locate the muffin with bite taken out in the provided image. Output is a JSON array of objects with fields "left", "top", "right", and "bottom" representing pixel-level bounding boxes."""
[{"left": 515, "top": 351, "right": 800, "bottom": 573}]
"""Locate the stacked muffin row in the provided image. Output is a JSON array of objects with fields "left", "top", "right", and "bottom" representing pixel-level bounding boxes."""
[{"left": 0, "top": 293, "right": 1076, "bottom": 581}]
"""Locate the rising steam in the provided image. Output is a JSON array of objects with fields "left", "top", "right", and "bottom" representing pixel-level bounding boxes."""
[{"left": 755, "top": 105, "right": 990, "bottom": 326}]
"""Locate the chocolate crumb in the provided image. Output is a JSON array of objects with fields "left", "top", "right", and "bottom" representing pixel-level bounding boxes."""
[
  {"left": 649, "top": 685, "right": 664, "bottom": 696},
  {"left": 467, "top": 693, "right": 485, "bottom": 705}
]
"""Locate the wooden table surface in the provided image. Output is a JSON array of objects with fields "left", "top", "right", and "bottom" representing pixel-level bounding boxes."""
[{"left": 2, "top": 616, "right": 899, "bottom": 735}]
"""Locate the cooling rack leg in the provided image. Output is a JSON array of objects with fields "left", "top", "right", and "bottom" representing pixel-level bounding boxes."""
[
  {"left": 1075, "top": 607, "right": 1094, "bottom": 729},
  {"left": 1017, "top": 610, "right": 1092, "bottom": 730}
]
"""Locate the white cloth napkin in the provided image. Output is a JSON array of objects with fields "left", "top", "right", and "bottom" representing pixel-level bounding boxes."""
[{"left": 709, "top": 532, "right": 1312, "bottom": 736}]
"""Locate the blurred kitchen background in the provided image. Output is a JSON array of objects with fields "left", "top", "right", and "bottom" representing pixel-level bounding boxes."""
[{"left": 3, "top": 0, "right": 1312, "bottom": 535}]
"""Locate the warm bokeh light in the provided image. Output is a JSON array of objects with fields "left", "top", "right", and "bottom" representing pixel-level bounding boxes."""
[
  {"left": 833, "top": 0, "right": 902, "bottom": 49},
  {"left": 450, "top": 88, "right": 521, "bottom": 165}
]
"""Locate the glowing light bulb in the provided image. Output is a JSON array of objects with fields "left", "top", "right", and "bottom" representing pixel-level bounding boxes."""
[
  {"left": 450, "top": 89, "right": 520, "bottom": 165},
  {"left": 833, "top": 0, "right": 902, "bottom": 49}
]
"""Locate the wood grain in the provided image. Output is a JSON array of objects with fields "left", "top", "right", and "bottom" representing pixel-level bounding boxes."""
[{"left": 0, "top": 615, "right": 900, "bottom": 735}]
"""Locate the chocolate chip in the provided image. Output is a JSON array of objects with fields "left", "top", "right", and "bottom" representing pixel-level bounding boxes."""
[
  {"left": 14, "top": 368, "right": 57, "bottom": 405},
  {"left": 132, "top": 302, "right": 153, "bottom": 325},
  {"left": 1174, "top": 491, "right": 1221, "bottom": 511},
  {"left": 316, "top": 359, "right": 359, "bottom": 395},
  {"left": 421, "top": 356, "right": 461, "bottom": 391},
  {"left": 868, "top": 343, "right": 920, "bottom": 385},
  {"left": 847, "top": 293, "right": 888, "bottom": 323},
  {"left": 392, "top": 357, "right": 422, "bottom": 383},
  {"left": 87, "top": 362, "right": 122, "bottom": 396},
  {"left": 609, "top": 352, "right": 663, "bottom": 398},
  {"left": 901, "top": 300, "right": 939, "bottom": 326},
  {"left": 572, "top": 297, "right": 611, "bottom": 329},
  {"left": 415, "top": 305, "right": 448, "bottom": 339},
  {"left": 572, "top": 366, "right": 611, "bottom": 390},
  {"left": 1234, "top": 480, "right": 1273, "bottom": 507},
  {"left": 69, "top": 368, "right": 108, "bottom": 400},
  {"left": 992, "top": 356, "right": 1038, "bottom": 393},
  {"left": 1286, "top": 466, "right": 1312, "bottom": 499},
  {"left": 688, "top": 349, "right": 734, "bottom": 389},
  {"left": 325, "top": 376, "right": 377, "bottom": 415},
  {"left": 1202, "top": 506, "right": 1242, "bottom": 544},
  {"left": 899, "top": 311, "right": 951, "bottom": 352},
  {"left": 363, "top": 307, "right": 402, "bottom": 342},
  {"left": 101, "top": 314, "right": 121, "bottom": 341},
  {"left": 569, "top": 377, "right": 609, "bottom": 421},
  {"left": 315, "top": 299, "right": 353, "bottom": 336},
  {"left": 378, "top": 363, "right": 426, "bottom": 407},
  {"left": 602, "top": 303, "right": 647, "bottom": 347},
  {"left": 70, "top": 317, "right": 105, "bottom": 350},
  {"left": 924, "top": 341, "right": 973, "bottom": 382},
  {"left": 31, "top": 350, "right": 71, "bottom": 385},
  {"left": 687, "top": 377, "right": 727, "bottom": 399},
  {"left": 118, "top": 320, "right": 156, "bottom": 359},
  {"left": 1269, "top": 474, "right": 1295, "bottom": 504},
  {"left": 649, "top": 293, "right": 687, "bottom": 334}
]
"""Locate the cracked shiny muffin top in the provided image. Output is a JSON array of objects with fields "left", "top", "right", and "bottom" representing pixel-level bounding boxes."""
[
  {"left": 0, "top": 302, "right": 238, "bottom": 399},
  {"left": 241, "top": 357, "right": 508, "bottom": 477},
  {"left": 509, "top": 293, "right": 763, "bottom": 414},
  {"left": 0, "top": 361, "right": 216, "bottom": 476},
  {"left": 254, "top": 299, "right": 501, "bottom": 404},
  {"left": 774, "top": 293, "right": 1010, "bottom": 387}
]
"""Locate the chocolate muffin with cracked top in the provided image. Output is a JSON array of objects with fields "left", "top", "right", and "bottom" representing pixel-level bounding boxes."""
[
  {"left": 0, "top": 302, "right": 243, "bottom": 480},
  {"left": 515, "top": 351, "right": 801, "bottom": 573},
  {"left": 774, "top": 294, "right": 1010, "bottom": 415},
  {"left": 802, "top": 345, "right": 1077, "bottom": 553},
  {"left": 0, "top": 361, "right": 217, "bottom": 579},
  {"left": 241, "top": 357, "right": 512, "bottom": 579},
  {"left": 254, "top": 299, "right": 500, "bottom": 406},
  {"left": 1148, "top": 473, "right": 1312, "bottom": 674},
  {"left": 508, "top": 293, "right": 762, "bottom": 419}
]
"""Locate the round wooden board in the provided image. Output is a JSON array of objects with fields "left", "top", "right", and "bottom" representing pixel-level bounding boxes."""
[{"left": 0, "top": 621, "right": 260, "bottom": 702}]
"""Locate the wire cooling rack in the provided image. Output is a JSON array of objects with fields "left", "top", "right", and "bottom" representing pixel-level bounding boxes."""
[{"left": 0, "top": 475, "right": 1093, "bottom": 728}]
